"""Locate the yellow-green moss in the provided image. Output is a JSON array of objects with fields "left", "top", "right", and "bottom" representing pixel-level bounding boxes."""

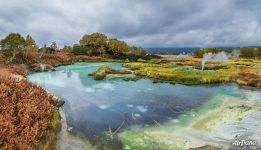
[
  {"left": 119, "top": 130, "right": 184, "bottom": 150},
  {"left": 90, "top": 66, "right": 132, "bottom": 80},
  {"left": 123, "top": 58, "right": 261, "bottom": 87},
  {"left": 192, "top": 101, "right": 251, "bottom": 131}
]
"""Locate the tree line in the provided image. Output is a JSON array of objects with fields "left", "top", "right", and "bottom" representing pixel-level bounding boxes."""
[
  {"left": 62, "top": 32, "right": 148, "bottom": 60},
  {"left": 0, "top": 32, "right": 150, "bottom": 63},
  {"left": 194, "top": 47, "right": 261, "bottom": 58}
]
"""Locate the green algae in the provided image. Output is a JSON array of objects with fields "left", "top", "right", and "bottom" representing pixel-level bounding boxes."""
[
  {"left": 120, "top": 130, "right": 183, "bottom": 150},
  {"left": 118, "top": 87, "right": 260, "bottom": 150}
]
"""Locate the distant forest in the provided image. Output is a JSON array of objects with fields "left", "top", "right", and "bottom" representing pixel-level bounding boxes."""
[{"left": 146, "top": 47, "right": 261, "bottom": 59}]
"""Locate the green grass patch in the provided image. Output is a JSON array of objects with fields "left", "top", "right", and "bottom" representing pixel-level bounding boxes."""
[{"left": 36, "top": 109, "right": 61, "bottom": 150}]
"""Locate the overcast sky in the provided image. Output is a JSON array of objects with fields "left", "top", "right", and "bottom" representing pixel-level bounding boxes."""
[{"left": 0, "top": 0, "right": 261, "bottom": 48}]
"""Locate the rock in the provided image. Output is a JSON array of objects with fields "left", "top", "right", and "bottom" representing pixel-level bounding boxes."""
[
  {"left": 137, "top": 58, "right": 146, "bottom": 62},
  {"left": 12, "top": 74, "right": 26, "bottom": 81},
  {"left": 45, "top": 90, "right": 65, "bottom": 108},
  {"left": 31, "top": 63, "right": 56, "bottom": 72}
]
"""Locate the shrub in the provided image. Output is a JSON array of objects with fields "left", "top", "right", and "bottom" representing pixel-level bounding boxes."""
[{"left": 0, "top": 72, "right": 53, "bottom": 149}]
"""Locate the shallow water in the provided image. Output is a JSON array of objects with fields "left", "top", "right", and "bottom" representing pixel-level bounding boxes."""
[{"left": 27, "top": 62, "right": 258, "bottom": 149}]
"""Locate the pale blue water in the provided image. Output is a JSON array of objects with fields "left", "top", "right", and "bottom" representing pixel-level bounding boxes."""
[{"left": 27, "top": 62, "right": 244, "bottom": 147}]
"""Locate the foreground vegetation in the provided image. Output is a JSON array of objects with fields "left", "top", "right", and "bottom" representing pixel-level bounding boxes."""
[
  {"left": 0, "top": 72, "right": 63, "bottom": 149},
  {"left": 0, "top": 32, "right": 150, "bottom": 150}
]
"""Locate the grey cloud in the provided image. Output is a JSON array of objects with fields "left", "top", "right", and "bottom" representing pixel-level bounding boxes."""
[{"left": 0, "top": 0, "right": 261, "bottom": 48}]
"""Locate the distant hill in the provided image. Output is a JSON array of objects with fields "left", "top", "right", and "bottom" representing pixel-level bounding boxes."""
[{"left": 145, "top": 47, "right": 200, "bottom": 55}]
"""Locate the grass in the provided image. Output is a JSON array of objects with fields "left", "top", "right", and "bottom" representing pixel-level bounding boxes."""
[
  {"left": 124, "top": 63, "right": 235, "bottom": 85},
  {"left": 89, "top": 66, "right": 132, "bottom": 80},
  {"left": 123, "top": 58, "right": 261, "bottom": 88},
  {"left": 36, "top": 109, "right": 61, "bottom": 150}
]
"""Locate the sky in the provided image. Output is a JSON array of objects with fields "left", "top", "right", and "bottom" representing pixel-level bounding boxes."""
[{"left": 0, "top": 0, "right": 261, "bottom": 48}]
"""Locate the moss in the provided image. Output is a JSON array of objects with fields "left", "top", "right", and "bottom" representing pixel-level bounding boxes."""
[
  {"left": 124, "top": 59, "right": 130, "bottom": 63},
  {"left": 119, "top": 98, "right": 259, "bottom": 150},
  {"left": 192, "top": 101, "right": 251, "bottom": 132},
  {"left": 90, "top": 66, "right": 132, "bottom": 80},
  {"left": 90, "top": 66, "right": 109, "bottom": 80},
  {"left": 53, "top": 99, "right": 65, "bottom": 108},
  {"left": 123, "top": 58, "right": 261, "bottom": 88},
  {"left": 36, "top": 109, "right": 61, "bottom": 150},
  {"left": 119, "top": 131, "right": 182, "bottom": 150},
  {"left": 137, "top": 58, "right": 146, "bottom": 62}
]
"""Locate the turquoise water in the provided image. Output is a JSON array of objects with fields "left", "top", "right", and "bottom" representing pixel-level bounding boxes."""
[{"left": 27, "top": 62, "right": 246, "bottom": 148}]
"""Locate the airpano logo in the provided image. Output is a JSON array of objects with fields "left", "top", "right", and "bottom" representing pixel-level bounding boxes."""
[{"left": 232, "top": 140, "right": 257, "bottom": 147}]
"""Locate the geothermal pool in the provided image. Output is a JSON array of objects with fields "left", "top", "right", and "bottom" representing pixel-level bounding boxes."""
[{"left": 27, "top": 62, "right": 261, "bottom": 150}]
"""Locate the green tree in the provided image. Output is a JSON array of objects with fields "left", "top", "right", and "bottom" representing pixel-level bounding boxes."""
[
  {"left": 239, "top": 47, "right": 261, "bottom": 58},
  {"left": 62, "top": 45, "right": 73, "bottom": 53},
  {"left": 39, "top": 44, "right": 47, "bottom": 58},
  {"left": 194, "top": 48, "right": 223, "bottom": 58},
  {"left": 107, "top": 39, "right": 129, "bottom": 55},
  {"left": 49, "top": 41, "right": 58, "bottom": 53},
  {"left": 0, "top": 33, "right": 26, "bottom": 62},
  {"left": 130, "top": 46, "right": 146, "bottom": 56},
  {"left": 72, "top": 44, "right": 94, "bottom": 55},
  {"left": 79, "top": 32, "right": 108, "bottom": 57},
  {"left": 24, "top": 34, "right": 38, "bottom": 58}
]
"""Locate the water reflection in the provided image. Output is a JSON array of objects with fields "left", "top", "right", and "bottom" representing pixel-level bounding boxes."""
[{"left": 27, "top": 62, "right": 243, "bottom": 148}]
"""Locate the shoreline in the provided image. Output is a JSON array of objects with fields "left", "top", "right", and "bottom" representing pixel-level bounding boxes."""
[
  {"left": 28, "top": 62, "right": 261, "bottom": 150},
  {"left": 1, "top": 57, "right": 260, "bottom": 149},
  {"left": 56, "top": 108, "right": 96, "bottom": 150}
]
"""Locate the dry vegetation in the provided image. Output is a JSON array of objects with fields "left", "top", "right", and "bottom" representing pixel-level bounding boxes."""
[
  {"left": 0, "top": 52, "right": 105, "bottom": 150},
  {"left": 0, "top": 52, "right": 103, "bottom": 76},
  {"left": 0, "top": 72, "right": 54, "bottom": 149}
]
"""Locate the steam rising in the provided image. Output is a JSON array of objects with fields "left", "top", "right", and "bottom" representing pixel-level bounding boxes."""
[{"left": 201, "top": 51, "right": 228, "bottom": 71}]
